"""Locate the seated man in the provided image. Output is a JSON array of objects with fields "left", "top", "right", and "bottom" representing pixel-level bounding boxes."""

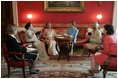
[
  {"left": 6, "top": 24, "right": 39, "bottom": 74},
  {"left": 66, "top": 20, "right": 79, "bottom": 55}
]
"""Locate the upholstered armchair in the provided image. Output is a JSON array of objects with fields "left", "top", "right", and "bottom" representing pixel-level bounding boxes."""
[
  {"left": 101, "top": 43, "right": 117, "bottom": 78},
  {"left": 18, "top": 31, "right": 34, "bottom": 47},
  {"left": 18, "top": 31, "right": 35, "bottom": 43},
  {"left": 2, "top": 43, "right": 31, "bottom": 78},
  {"left": 95, "top": 43, "right": 117, "bottom": 78},
  {"left": 74, "top": 28, "right": 89, "bottom": 47}
]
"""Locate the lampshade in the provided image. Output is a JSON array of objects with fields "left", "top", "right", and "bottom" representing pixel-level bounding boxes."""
[
  {"left": 27, "top": 13, "right": 32, "bottom": 19},
  {"left": 97, "top": 13, "right": 102, "bottom": 20}
]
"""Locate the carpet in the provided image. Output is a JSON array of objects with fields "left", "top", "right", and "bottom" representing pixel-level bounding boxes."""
[{"left": 1, "top": 49, "right": 117, "bottom": 78}]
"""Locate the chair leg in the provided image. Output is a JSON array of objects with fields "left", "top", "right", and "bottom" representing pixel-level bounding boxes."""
[
  {"left": 67, "top": 55, "right": 70, "bottom": 62},
  {"left": 66, "top": 52, "right": 70, "bottom": 62},
  {"left": 29, "top": 65, "right": 31, "bottom": 74},
  {"left": 67, "top": 49, "right": 70, "bottom": 62},
  {"left": 22, "top": 67, "right": 26, "bottom": 78},
  {"left": 83, "top": 46, "right": 90, "bottom": 57},
  {"left": 91, "top": 72, "right": 94, "bottom": 78},
  {"left": 7, "top": 66, "right": 10, "bottom": 78},
  {"left": 103, "top": 69, "right": 107, "bottom": 78},
  {"left": 88, "top": 50, "right": 90, "bottom": 57},
  {"left": 45, "top": 44, "right": 49, "bottom": 55},
  {"left": 58, "top": 52, "right": 61, "bottom": 61}
]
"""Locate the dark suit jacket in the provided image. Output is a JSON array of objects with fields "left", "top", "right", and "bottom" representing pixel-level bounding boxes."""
[
  {"left": 6, "top": 35, "right": 27, "bottom": 60},
  {"left": 6, "top": 35, "right": 26, "bottom": 52}
]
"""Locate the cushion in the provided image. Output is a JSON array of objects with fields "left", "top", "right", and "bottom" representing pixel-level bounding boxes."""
[
  {"left": 109, "top": 43, "right": 117, "bottom": 55},
  {"left": 8, "top": 59, "right": 29, "bottom": 67},
  {"left": 94, "top": 54, "right": 117, "bottom": 68},
  {"left": 78, "top": 29, "right": 87, "bottom": 39},
  {"left": 19, "top": 31, "right": 26, "bottom": 43}
]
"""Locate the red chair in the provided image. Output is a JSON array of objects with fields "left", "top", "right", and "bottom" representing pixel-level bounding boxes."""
[
  {"left": 2, "top": 43, "right": 31, "bottom": 78},
  {"left": 75, "top": 28, "right": 89, "bottom": 46},
  {"left": 18, "top": 31, "right": 34, "bottom": 47},
  {"left": 96, "top": 43, "right": 117, "bottom": 78},
  {"left": 18, "top": 31, "right": 34, "bottom": 44}
]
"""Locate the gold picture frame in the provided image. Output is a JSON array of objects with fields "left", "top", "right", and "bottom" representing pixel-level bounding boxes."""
[{"left": 44, "top": 1, "right": 85, "bottom": 12}]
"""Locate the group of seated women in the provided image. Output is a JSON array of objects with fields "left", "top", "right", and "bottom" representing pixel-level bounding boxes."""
[{"left": 24, "top": 20, "right": 79, "bottom": 61}]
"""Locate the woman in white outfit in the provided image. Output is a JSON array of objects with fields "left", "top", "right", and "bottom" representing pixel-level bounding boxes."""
[
  {"left": 83, "top": 22, "right": 102, "bottom": 55},
  {"left": 41, "top": 23, "right": 58, "bottom": 56},
  {"left": 25, "top": 22, "right": 49, "bottom": 61}
]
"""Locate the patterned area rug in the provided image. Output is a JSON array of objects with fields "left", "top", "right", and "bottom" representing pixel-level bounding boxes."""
[{"left": 1, "top": 49, "right": 117, "bottom": 78}]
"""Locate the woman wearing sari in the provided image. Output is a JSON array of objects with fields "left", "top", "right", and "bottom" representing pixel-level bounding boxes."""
[
  {"left": 25, "top": 22, "right": 49, "bottom": 61},
  {"left": 41, "top": 22, "right": 58, "bottom": 56}
]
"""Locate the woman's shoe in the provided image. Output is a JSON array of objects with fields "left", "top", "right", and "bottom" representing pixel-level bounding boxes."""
[
  {"left": 88, "top": 70, "right": 94, "bottom": 73},
  {"left": 30, "top": 71, "right": 38, "bottom": 74},
  {"left": 30, "top": 69, "right": 40, "bottom": 74},
  {"left": 35, "top": 69, "right": 40, "bottom": 72}
]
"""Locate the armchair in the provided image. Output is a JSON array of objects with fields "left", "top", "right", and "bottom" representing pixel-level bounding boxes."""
[
  {"left": 95, "top": 43, "right": 117, "bottom": 78},
  {"left": 2, "top": 43, "right": 31, "bottom": 78},
  {"left": 100, "top": 43, "right": 117, "bottom": 78},
  {"left": 75, "top": 28, "right": 89, "bottom": 46},
  {"left": 18, "top": 31, "right": 34, "bottom": 47}
]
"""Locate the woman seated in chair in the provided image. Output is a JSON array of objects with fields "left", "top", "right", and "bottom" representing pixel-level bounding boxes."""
[
  {"left": 41, "top": 22, "right": 58, "bottom": 56},
  {"left": 90, "top": 24, "right": 117, "bottom": 72},
  {"left": 25, "top": 22, "right": 49, "bottom": 61},
  {"left": 66, "top": 20, "right": 79, "bottom": 55},
  {"left": 83, "top": 22, "right": 102, "bottom": 56},
  {"left": 6, "top": 24, "right": 39, "bottom": 74}
]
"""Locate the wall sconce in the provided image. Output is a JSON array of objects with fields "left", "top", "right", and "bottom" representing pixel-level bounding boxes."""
[
  {"left": 97, "top": 13, "right": 102, "bottom": 23},
  {"left": 27, "top": 13, "right": 32, "bottom": 19}
]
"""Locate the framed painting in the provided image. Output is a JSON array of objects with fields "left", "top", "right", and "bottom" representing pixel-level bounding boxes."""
[{"left": 44, "top": 1, "right": 85, "bottom": 12}]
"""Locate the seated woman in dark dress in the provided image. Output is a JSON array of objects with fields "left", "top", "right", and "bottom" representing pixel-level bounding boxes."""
[{"left": 6, "top": 24, "right": 39, "bottom": 74}]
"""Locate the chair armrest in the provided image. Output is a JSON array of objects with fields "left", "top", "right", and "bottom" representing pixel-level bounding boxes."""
[
  {"left": 9, "top": 52, "right": 23, "bottom": 55},
  {"left": 25, "top": 41, "right": 34, "bottom": 43},
  {"left": 103, "top": 54, "right": 117, "bottom": 67},
  {"left": 18, "top": 42, "right": 23, "bottom": 45},
  {"left": 85, "top": 35, "right": 90, "bottom": 39},
  {"left": 9, "top": 52, "right": 25, "bottom": 60},
  {"left": 21, "top": 41, "right": 35, "bottom": 48},
  {"left": 108, "top": 54, "right": 117, "bottom": 58}
]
